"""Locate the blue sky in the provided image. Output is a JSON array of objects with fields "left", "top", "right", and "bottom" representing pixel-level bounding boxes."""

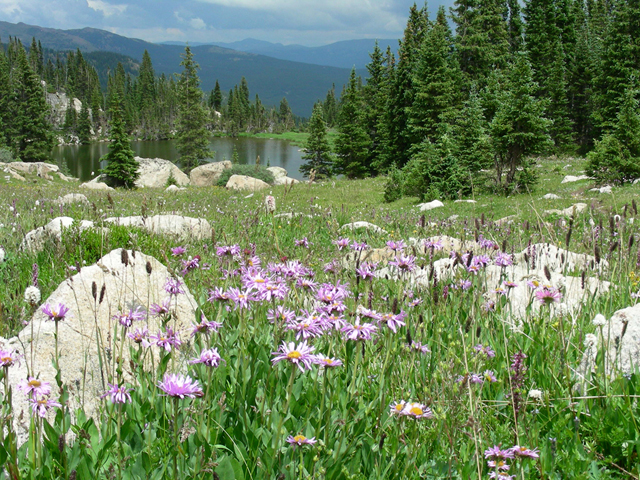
[{"left": 0, "top": 0, "right": 451, "bottom": 46}]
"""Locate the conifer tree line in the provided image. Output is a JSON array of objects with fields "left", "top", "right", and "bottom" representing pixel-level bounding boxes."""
[
  {"left": 308, "top": 0, "right": 640, "bottom": 197},
  {"left": 0, "top": 36, "right": 302, "bottom": 162}
]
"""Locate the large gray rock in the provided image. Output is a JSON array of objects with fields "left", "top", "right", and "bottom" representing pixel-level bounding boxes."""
[
  {"left": 226, "top": 174, "right": 270, "bottom": 191},
  {"left": 6, "top": 162, "right": 59, "bottom": 178},
  {"left": 54, "top": 194, "right": 89, "bottom": 206},
  {"left": 0, "top": 249, "right": 198, "bottom": 443},
  {"left": 418, "top": 200, "right": 444, "bottom": 211},
  {"left": 79, "top": 181, "right": 114, "bottom": 191},
  {"left": 21, "top": 217, "right": 97, "bottom": 252},
  {"left": 267, "top": 166, "right": 288, "bottom": 182},
  {"left": 561, "top": 174, "right": 590, "bottom": 183},
  {"left": 340, "top": 221, "right": 387, "bottom": 234},
  {"left": 190, "top": 161, "right": 232, "bottom": 186},
  {"left": 104, "top": 214, "right": 212, "bottom": 241},
  {"left": 135, "top": 157, "right": 190, "bottom": 188},
  {"left": 544, "top": 203, "right": 588, "bottom": 217},
  {"left": 274, "top": 176, "right": 300, "bottom": 186}
]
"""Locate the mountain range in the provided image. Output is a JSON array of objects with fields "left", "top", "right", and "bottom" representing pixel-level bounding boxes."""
[
  {"left": 0, "top": 21, "right": 392, "bottom": 116},
  {"left": 163, "top": 38, "right": 399, "bottom": 70}
]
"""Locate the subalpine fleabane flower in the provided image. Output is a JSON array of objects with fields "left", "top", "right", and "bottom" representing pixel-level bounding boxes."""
[
  {"left": 19, "top": 377, "right": 52, "bottom": 398},
  {"left": 189, "top": 348, "right": 224, "bottom": 367},
  {"left": 157, "top": 373, "right": 203, "bottom": 399},
  {"left": 102, "top": 383, "right": 132, "bottom": 404},
  {"left": 41, "top": 303, "right": 70, "bottom": 322},
  {"left": 271, "top": 341, "right": 316, "bottom": 372},
  {"left": 286, "top": 434, "right": 317, "bottom": 447}
]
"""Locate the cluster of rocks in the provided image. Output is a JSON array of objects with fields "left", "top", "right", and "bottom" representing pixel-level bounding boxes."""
[
  {"left": 1, "top": 161, "right": 76, "bottom": 182},
  {"left": 78, "top": 158, "right": 300, "bottom": 192}
]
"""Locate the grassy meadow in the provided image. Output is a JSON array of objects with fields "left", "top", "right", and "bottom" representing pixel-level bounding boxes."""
[{"left": 1, "top": 155, "right": 640, "bottom": 479}]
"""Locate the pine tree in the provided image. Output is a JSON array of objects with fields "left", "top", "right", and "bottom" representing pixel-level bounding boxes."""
[
  {"left": 334, "top": 68, "right": 370, "bottom": 178},
  {"left": 63, "top": 104, "right": 77, "bottom": 134},
  {"left": 77, "top": 101, "right": 92, "bottom": 144},
  {"left": 212, "top": 80, "right": 222, "bottom": 111},
  {"left": 175, "top": 46, "right": 211, "bottom": 172},
  {"left": 301, "top": 103, "right": 333, "bottom": 179},
  {"left": 9, "top": 44, "right": 54, "bottom": 162},
  {"left": 454, "top": 87, "right": 493, "bottom": 175},
  {"left": 101, "top": 92, "right": 139, "bottom": 188},
  {"left": 490, "top": 53, "right": 552, "bottom": 190},
  {"left": 409, "top": 10, "right": 462, "bottom": 145},
  {"left": 279, "top": 97, "right": 293, "bottom": 131},
  {"left": 361, "top": 41, "right": 388, "bottom": 176}
]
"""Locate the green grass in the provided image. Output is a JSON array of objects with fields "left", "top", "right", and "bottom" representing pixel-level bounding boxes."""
[
  {"left": 242, "top": 129, "right": 339, "bottom": 148},
  {"left": 1, "top": 154, "right": 640, "bottom": 479}
]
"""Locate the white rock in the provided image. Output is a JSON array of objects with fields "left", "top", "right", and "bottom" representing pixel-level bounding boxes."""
[
  {"left": 494, "top": 215, "right": 517, "bottom": 226},
  {"left": 590, "top": 185, "right": 612, "bottom": 194},
  {"left": 135, "top": 157, "right": 190, "bottom": 188},
  {"left": 7, "top": 162, "right": 60, "bottom": 175},
  {"left": 104, "top": 214, "right": 212, "bottom": 241},
  {"left": 542, "top": 193, "right": 561, "bottom": 200},
  {"left": 267, "top": 166, "right": 288, "bottom": 182},
  {"left": 165, "top": 185, "right": 185, "bottom": 193},
  {"left": 340, "top": 221, "right": 387, "bottom": 234},
  {"left": 454, "top": 199, "right": 477, "bottom": 204},
  {"left": 417, "top": 200, "right": 444, "bottom": 211},
  {"left": 544, "top": 203, "right": 588, "bottom": 217},
  {"left": 189, "top": 161, "right": 232, "bottom": 186},
  {"left": 273, "top": 176, "right": 300, "bottom": 186},
  {"left": 21, "top": 217, "right": 97, "bottom": 252},
  {"left": 226, "top": 174, "right": 270, "bottom": 191},
  {"left": 79, "top": 181, "right": 114, "bottom": 191},
  {"left": 54, "top": 194, "right": 89, "bottom": 206},
  {"left": 561, "top": 175, "right": 591, "bottom": 183},
  {"left": 1, "top": 249, "right": 197, "bottom": 444}
]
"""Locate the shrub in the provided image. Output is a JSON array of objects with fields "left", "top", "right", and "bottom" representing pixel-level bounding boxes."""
[
  {"left": 585, "top": 135, "right": 640, "bottom": 185},
  {"left": 216, "top": 164, "right": 275, "bottom": 187},
  {"left": 383, "top": 163, "right": 405, "bottom": 203},
  {"left": 0, "top": 146, "right": 17, "bottom": 163}
]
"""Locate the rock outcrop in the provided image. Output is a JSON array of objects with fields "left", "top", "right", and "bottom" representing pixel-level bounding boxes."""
[
  {"left": 104, "top": 215, "right": 212, "bottom": 241},
  {"left": 226, "top": 174, "right": 270, "bottom": 191},
  {"left": 0, "top": 249, "right": 197, "bottom": 443},
  {"left": 267, "top": 166, "right": 299, "bottom": 186},
  {"left": 135, "top": 157, "right": 190, "bottom": 188},
  {"left": 417, "top": 200, "right": 444, "bottom": 211},
  {"left": 21, "top": 217, "right": 98, "bottom": 252},
  {"left": 190, "top": 161, "right": 232, "bottom": 186}
]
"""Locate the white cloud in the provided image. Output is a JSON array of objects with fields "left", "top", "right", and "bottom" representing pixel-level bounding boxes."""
[
  {"left": 190, "top": 17, "right": 206, "bottom": 29},
  {"left": 87, "top": 0, "right": 127, "bottom": 17}
]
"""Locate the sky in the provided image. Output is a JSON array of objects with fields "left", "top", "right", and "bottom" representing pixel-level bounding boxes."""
[{"left": 0, "top": 0, "right": 450, "bottom": 46}]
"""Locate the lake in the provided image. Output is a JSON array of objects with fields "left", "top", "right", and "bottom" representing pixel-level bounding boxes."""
[{"left": 50, "top": 136, "right": 307, "bottom": 182}]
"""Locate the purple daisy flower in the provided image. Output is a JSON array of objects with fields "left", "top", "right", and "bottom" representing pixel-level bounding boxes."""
[
  {"left": 189, "top": 348, "right": 225, "bottom": 367},
  {"left": 191, "top": 317, "right": 223, "bottom": 337},
  {"left": 29, "top": 396, "right": 62, "bottom": 417},
  {"left": 494, "top": 252, "right": 513, "bottom": 267},
  {"left": 389, "top": 255, "right": 416, "bottom": 272},
  {"left": 285, "top": 316, "right": 325, "bottom": 340},
  {"left": 164, "top": 278, "right": 185, "bottom": 297},
  {"left": 271, "top": 341, "right": 316, "bottom": 372},
  {"left": 41, "top": 303, "right": 70, "bottom": 322},
  {"left": 150, "top": 297, "right": 172, "bottom": 317},
  {"left": 350, "top": 240, "right": 368, "bottom": 251},
  {"left": 294, "top": 237, "right": 311, "bottom": 248},
  {"left": 313, "top": 354, "right": 343, "bottom": 368},
  {"left": 157, "top": 373, "right": 203, "bottom": 399},
  {"left": 267, "top": 306, "right": 296, "bottom": 324},
  {"left": 379, "top": 311, "right": 407, "bottom": 333},
  {"left": 356, "top": 262, "right": 377, "bottom": 280},
  {"left": 510, "top": 445, "right": 540, "bottom": 459},
  {"left": 332, "top": 237, "right": 350, "bottom": 250},
  {"left": 484, "top": 446, "right": 515, "bottom": 460},
  {"left": 402, "top": 402, "right": 434, "bottom": 419},
  {"left": 127, "top": 326, "right": 150, "bottom": 344},
  {"left": 286, "top": 434, "right": 317, "bottom": 447},
  {"left": 101, "top": 383, "right": 132, "bottom": 404},
  {"left": 0, "top": 349, "right": 22, "bottom": 368},
  {"left": 386, "top": 240, "right": 407, "bottom": 251},
  {"left": 171, "top": 246, "right": 186, "bottom": 256},
  {"left": 19, "top": 377, "right": 52, "bottom": 397},
  {"left": 342, "top": 319, "right": 378, "bottom": 341},
  {"left": 227, "top": 287, "right": 257, "bottom": 310},
  {"left": 113, "top": 306, "right": 146, "bottom": 328},
  {"left": 535, "top": 287, "right": 562, "bottom": 305},
  {"left": 150, "top": 327, "right": 182, "bottom": 352}
]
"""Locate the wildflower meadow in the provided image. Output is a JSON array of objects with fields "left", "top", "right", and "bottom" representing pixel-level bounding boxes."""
[{"left": 1, "top": 158, "right": 640, "bottom": 479}]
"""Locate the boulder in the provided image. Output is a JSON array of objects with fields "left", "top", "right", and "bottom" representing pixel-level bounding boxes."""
[
  {"left": 226, "top": 174, "right": 270, "bottom": 191},
  {"left": 57, "top": 172, "right": 78, "bottom": 182},
  {"left": 578, "top": 304, "right": 640, "bottom": 385},
  {"left": 165, "top": 185, "right": 186, "bottom": 193},
  {"left": 104, "top": 214, "right": 212, "bottom": 241},
  {"left": 21, "top": 217, "right": 97, "bottom": 252},
  {"left": 590, "top": 185, "right": 612, "bottom": 194},
  {"left": 561, "top": 174, "right": 590, "bottom": 183},
  {"left": 189, "top": 161, "right": 232, "bottom": 186},
  {"left": 494, "top": 215, "right": 517, "bottom": 226},
  {"left": 6, "top": 162, "right": 59, "bottom": 177},
  {"left": 79, "top": 181, "right": 114, "bottom": 191},
  {"left": 135, "top": 157, "right": 190, "bottom": 188},
  {"left": 544, "top": 203, "right": 588, "bottom": 217},
  {"left": 0, "top": 249, "right": 198, "bottom": 444},
  {"left": 340, "top": 221, "right": 387, "bottom": 234},
  {"left": 417, "top": 200, "right": 444, "bottom": 211},
  {"left": 267, "top": 166, "right": 288, "bottom": 183},
  {"left": 542, "top": 193, "right": 561, "bottom": 200},
  {"left": 274, "top": 176, "right": 300, "bottom": 186},
  {"left": 54, "top": 193, "right": 89, "bottom": 206},
  {"left": 454, "top": 199, "right": 477, "bottom": 204}
]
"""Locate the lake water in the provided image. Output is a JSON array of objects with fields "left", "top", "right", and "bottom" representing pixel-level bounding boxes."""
[{"left": 50, "top": 136, "right": 306, "bottom": 182}]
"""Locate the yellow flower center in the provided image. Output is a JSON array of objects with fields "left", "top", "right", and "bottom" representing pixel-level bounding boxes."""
[
  {"left": 29, "top": 380, "right": 41, "bottom": 388},
  {"left": 1, "top": 356, "right": 12, "bottom": 363},
  {"left": 324, "top": 359, "right": 333, "bottom": 365},
  {"left": 394, "top": 404, "right": 404, "bottom": 412},
  {"left": 256, "top": 278, "right": 265, "bottom": 283},
  {"left": 287, "top": 351, "right": 302, "bottom": 359},
  {"left": 293, "top": 435, "right": 306, "bottom": 442},
  {"left": 37, "top": 399, "right": 47, "bottom": 406},
  {"left": 409, "top": 406, "right": 423, "bottom": 416}
]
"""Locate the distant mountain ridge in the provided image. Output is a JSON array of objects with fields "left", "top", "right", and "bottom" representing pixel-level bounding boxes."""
[
  {"left": 0, "top": 21, "right": 367, "bottom": 116},
  {"left": 163, "top": 38, "right": 400, "bottom": 69}
]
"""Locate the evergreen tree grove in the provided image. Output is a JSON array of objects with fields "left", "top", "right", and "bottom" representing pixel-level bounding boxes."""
[
  {"left": 101, "top": 92, "right": 139, "bottom": 188},
  {"left": 300, "top": 103, "right": 333, "bottom": 179},
  {"left": 175, "top": 46, "right": 211, "bottom": 172}
]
